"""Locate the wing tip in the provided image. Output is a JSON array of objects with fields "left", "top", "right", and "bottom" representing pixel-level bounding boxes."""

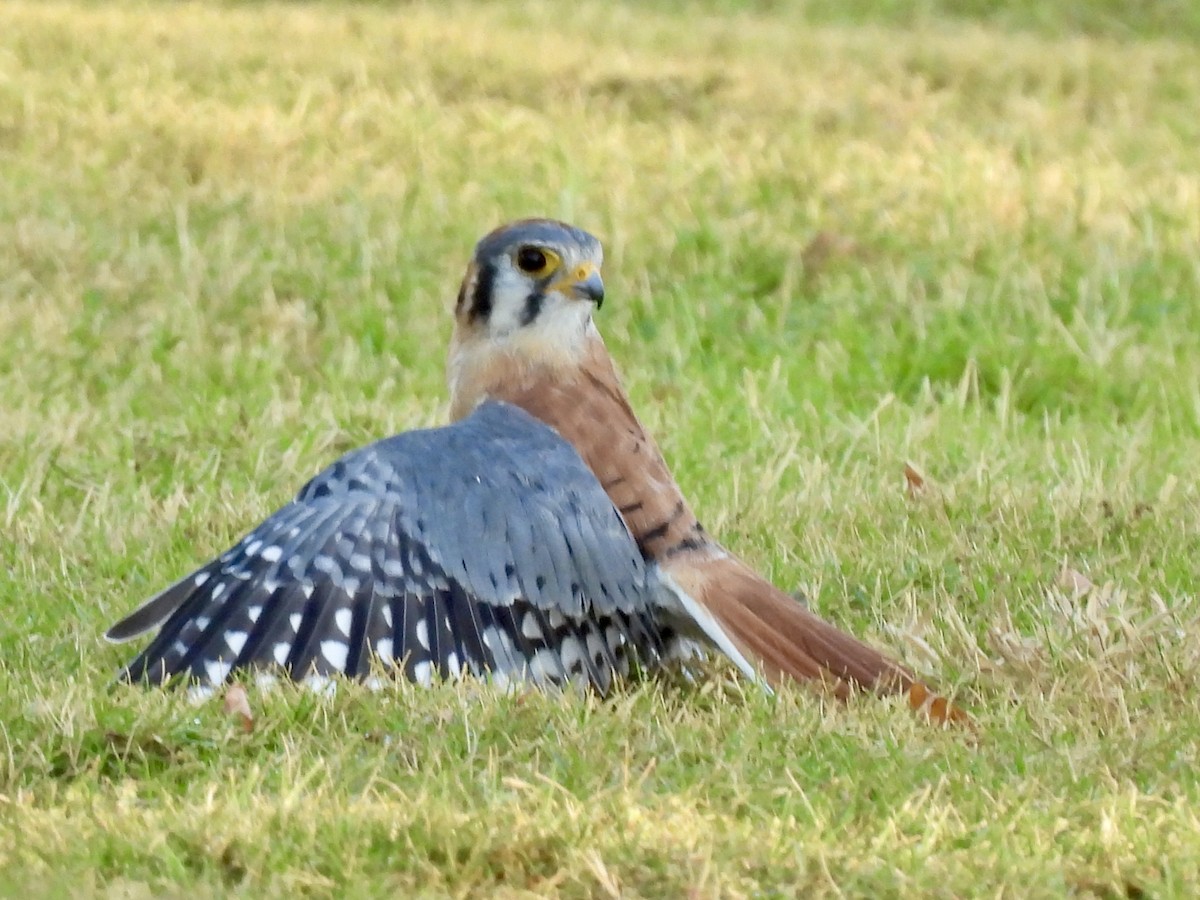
[{"left": 104, "top": 621, "right": 142, "bottom": 644}]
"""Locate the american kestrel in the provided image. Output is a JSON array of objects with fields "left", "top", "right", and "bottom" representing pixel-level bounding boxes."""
[{"left": 107, "top": 219, "right": 967, "bottom": 724}]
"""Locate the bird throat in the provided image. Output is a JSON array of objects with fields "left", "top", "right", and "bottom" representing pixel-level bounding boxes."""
[{"left": 447, "top": 318, "right": 603, "bottom": 422}]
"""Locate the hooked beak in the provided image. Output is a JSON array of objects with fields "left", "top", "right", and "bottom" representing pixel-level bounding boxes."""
[{"left": 551, "top": 262, "right": 605, "bottom": 308}]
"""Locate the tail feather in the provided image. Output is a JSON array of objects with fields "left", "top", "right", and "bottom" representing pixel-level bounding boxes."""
[{"left": 664, "top": 553, "right": 972, "bottom": 727}]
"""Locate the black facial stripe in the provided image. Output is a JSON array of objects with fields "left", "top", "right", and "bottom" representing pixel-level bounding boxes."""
[
  {"left": 519, "top": 291, "right": 544, "bottom": 326},
  {"left": 469, "top": 262, "right": 496, "bottom": 323}
]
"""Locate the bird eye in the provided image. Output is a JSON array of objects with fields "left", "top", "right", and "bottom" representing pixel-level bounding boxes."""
[{"left": 515, "top": 246, "right": 556, "bottom": 275}]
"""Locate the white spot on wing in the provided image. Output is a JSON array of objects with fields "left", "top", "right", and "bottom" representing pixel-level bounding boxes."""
[
  {"left": 528, "top": 648, "right": 559, "bottom": 682},
  {"left": 288, "top": 613, "right": 303, "bottom": 633},
  {"left": 204, "top": 659, "right": 232, "bottom": 684},
  {"left": 224, "top": 631, "right": 248, "bottom": 656},
  {"left": 187, "top": 685, "right": 216, "bottom": 704},
  {"left": 415, "top": 619, "right": 430, "bottom": 651},
  {"left": 375, "top": 637, "right": 394, "bottom": 663},
  {"left": 413, "top": 660, "right": 433, "bottom": 687},
  {"left": 245, "top": 540, "right": 262, "bottom": 556},
  {"left": 521, "top": 612, "right": 544, "bottom": 641},
  {"left": 273, "top": 642, "right": 291, "bottom": 666},
  {"left": 194, "top": 572, "right": 210, "bottom": 587},
  {"left": 246, "top": 605, "right": 263, "bottom": 624},
  {"left": 334, "top": 608, "right": 353, "bottom": 636},
  {"left": 604, "top": 624, "right": 624, "bottom": 651},
  {"left": 381, "top": 604, "right": 393, "bottom": 629},
  {"left": 321, "top": 640, "right": 349, "bottom": 670},
  {"left": 490, "top": 669, "right": 512, "bottom": 692},
  {"left": 560, "top": 636, "right": 584, "bottom": 674},
  {"left": 303, "top": 674, "right": 336, "bottom": 697},
  {"left": 260, "top": 545, "right": 282, "bottom": 562}
]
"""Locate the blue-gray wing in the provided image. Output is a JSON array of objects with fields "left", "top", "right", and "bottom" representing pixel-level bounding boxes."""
[{"left": 106, "top": 402, "right": 670, "bottom": 693}]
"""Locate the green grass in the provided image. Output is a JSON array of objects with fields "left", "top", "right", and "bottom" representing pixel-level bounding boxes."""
[{"left": 3, "top": 0, "right": 1200, "bottom": 894}]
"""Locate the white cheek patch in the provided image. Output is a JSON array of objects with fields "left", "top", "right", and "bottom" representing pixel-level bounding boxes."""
[
  {"left": 484, "top": 258, "right": 596, "bottom": 344},
  {"left": 486, "top": 265, "right": 537, "bottom": 337}
]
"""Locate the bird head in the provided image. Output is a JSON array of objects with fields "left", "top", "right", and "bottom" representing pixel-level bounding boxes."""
[
  {"left": 447, "top": 219, "right": 610, "bottom": 419},
  {"left": 453, "top": 218, "right": 605, "bottom": 341}
]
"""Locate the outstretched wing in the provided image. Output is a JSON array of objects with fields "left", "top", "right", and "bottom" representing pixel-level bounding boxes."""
[{"left": 106, "top": 402, "right": 671, "bottom": 693}]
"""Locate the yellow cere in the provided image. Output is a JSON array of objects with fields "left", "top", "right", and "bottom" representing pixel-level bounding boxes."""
[{"left": 557, "top": 261, "right": 598, "bottom": 289}]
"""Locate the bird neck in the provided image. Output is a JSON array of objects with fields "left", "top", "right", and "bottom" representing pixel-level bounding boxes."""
[{"left": 446, "top": 320, "right": 607, "bottom": 422}]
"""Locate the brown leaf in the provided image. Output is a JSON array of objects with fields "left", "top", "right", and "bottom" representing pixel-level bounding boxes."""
[
  {"left": 223, "top": 684, "right": 255, "bottom": 733},
  {"left": 903, "top": 462, "right": 926, "bottom": 498}
]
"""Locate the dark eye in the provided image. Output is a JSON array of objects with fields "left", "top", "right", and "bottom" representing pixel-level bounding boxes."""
[{"left": 516, "top": 246, "right": 548, "bottom": 273}]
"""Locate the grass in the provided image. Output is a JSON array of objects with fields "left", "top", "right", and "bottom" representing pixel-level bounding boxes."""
[{"left": 2, "top": 0, "right": 1200, "bottom": 894}]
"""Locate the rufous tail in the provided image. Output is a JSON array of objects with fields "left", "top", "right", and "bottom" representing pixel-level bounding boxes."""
[{"left": 664, "top": 553, "right": 973, "bottom": 727}]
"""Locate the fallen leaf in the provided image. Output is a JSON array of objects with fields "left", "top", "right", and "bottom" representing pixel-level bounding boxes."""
[
  {"left": 223, "top": 684, "right": 254, "bottom": 733},
  {"left": 903, "top": 462, "right": 926, "bottom": 498}
]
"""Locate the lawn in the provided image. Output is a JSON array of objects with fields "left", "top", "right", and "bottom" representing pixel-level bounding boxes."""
[{"left": 2, "top": 0, "right": 1200, "bottom": 895}]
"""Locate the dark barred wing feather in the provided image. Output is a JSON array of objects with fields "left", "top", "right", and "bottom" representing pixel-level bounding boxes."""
[{"left": 106, "top": 402, "right": 670, "bottom": 693}]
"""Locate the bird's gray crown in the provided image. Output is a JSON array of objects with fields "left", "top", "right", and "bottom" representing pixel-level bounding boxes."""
[{"left": 473, "top": 218, "right": 601, "bottom": 263}]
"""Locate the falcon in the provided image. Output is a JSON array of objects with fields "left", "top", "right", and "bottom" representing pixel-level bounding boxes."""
[{"left": 106, "top": 218, "right": 968, "bottom": 724}]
